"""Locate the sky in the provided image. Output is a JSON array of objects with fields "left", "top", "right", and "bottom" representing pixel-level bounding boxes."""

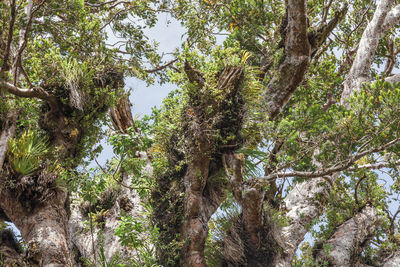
[
  {"left": 127, "top": 13, "right": 185, "bottom": 116},
  {"left": 9, "top": 7, "right": 400, "bottom": 260},
  {"left": 94, "top": 13, "right": 186, "bottom": 165},
  {"left": 9, "top": 12, "right": 187, "bottom": 242}
]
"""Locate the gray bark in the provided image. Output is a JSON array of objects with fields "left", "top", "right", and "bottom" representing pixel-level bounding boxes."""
[
  {"left": 268, "top": 2, "right": 400, "bottom": 264},
  {"left": 273, "top": 177, "right": 333, "bottom": 267},
  {"left": 0, "top": 186, "right": 73, "bottom": 267},
  {"left": 315, "top": 205, "right": 380, "bottom": 266},
  {"left": 69, "top": 94, "right": 150, "bottom": 264},
  {"left": 341, "top": 0, "right": 394, "bottom": 104},
  {"left": 383, "top": 252, "right": 400, "bottom": 267},
  {"left": 69, "top": 172, "right": 145, "bottom": 265}
]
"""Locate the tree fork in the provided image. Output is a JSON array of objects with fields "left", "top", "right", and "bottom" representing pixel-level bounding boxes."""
[{"left": 153, "top": 63, "right": 244, "bottom": 266}]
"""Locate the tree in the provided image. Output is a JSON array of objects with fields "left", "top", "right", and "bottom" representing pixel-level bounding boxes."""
[
  {"left": 0, "top": 0, "right": 161, "bottom": 265},
  {"left": 2, "top": 0, "right": 400, "bottom": 267}
]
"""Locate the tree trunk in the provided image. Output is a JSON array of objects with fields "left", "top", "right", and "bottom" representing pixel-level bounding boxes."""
[
  {"left": 153, "top": 64, "right": 244, "bottom": 266},
  {"left": 272, "top": 176, "right": 333, "bottom": 267},
  {"left": 69, "top": 171, "right": 146, "bottom": 265},
  {"left": 180, "top": 150, "right": 211, "bottom": 267},
  {"left": 0, "top": 228, "right": 27, "bottom": 266},
  {"left": 0, "top": 111, "right": 75, "bottom": 266},
  {"left": 0, "top": 186, "right": 73, "bottom": 266},
  {"left": 314, "top": 205, "right": 380, "bottom": 266}
]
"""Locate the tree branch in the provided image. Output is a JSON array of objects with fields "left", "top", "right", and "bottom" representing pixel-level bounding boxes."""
[
  {"left": 309, "top": 4, "right": 348, "bottom": 57},
  {"left": 341, "top": 0, "right": 394, "bottom": 105},
  {"left": 264, "top": 0, "right": 310, "bottom": 120},
  {"left": 183, "top": 61, "right": 205, "bottom": 87},
  {"left": 274, "top": 175, "right": 334, "bottom": 266},
  {"left": 12, "top": 0, "right": 45, "bottom": 83},
  {"left": 0, "top": 80, "right": 58, "bottom": 111},
  {"left": 315, "top": 205, "right": 380, "bottom": 266},
  {"left": 382, "top": 4, "right": 400, "bottom": 32},
  {"left": 262, "top": 138, "right": 400, "bottom": 181},
  {"left": 144, "top": 58, "right": 178, "bottom": 73},
  {"left": 222, "top": 153, "right": 244, "bottom": 205},
  {"left": 385, "top": 73, "right": 400, "bottom": 83}
]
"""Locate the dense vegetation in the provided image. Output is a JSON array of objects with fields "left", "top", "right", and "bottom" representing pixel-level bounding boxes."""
[{"left": 2, "top": 0, "right": 400, "bottom": 266}]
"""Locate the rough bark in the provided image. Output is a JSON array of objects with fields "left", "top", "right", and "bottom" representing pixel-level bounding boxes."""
[
  {"left": 383, "top": 252, "right": 400, "bottom": 267},
  {"left": 271, "top": 2, "right": 400, "bottom": 264},
  {"left": 0, "top": 229, "right": 27, "bottom": 266},
  {"left": 180, "top": 65, "right": 244, "bottom": 267},
  {"left": 315, "top": 205, "right": 380, "bottom": 266},
  {"left": 264, "top": 0, "right": 310, "bottom": 120},
  {"left": 232, "top": 2, "right": 399, "bottom": 265},
  {"left": 153, "top": 63, "right": 244, "bottom": 267},
  {"left": 221, "top": 1, "right": 311, "bottom": 264},
  {"left": 0, "top": 68, "right": 121, "bottom": 266},
  {"left": 341, "top": 0, "right": 394, "bottom": 104},
  {"left": 241, "top": 183, "right": 266, "bottom": 266},
  {"left": 1, "top": 115, "right": 72, "bottom": 267},
  {"left": 309, "top": 4, "right": 348, "bottom": 57},
  {"left": 382, "top": 4, "right": 400, "bottom": 32},
  {"left": 223, "top": 153, "right": 270, "bottom": 266},
  {"left": 110, "top": 95, "right": 136, "bottom": 134},
  {"left": 0, "top": 186, "right": 73, "bottom": 267},
  {"left": 273, "top": 177, "right": 333, "bottom": 267},
  {"left": 69, "top": 172, "right": 145, "bottom": 265},
  {"left": 181, "top": 145, "right": 212, "bottom": 267},
  {"left": 219, "top": 1, "right": 351, "bottom": 265}
]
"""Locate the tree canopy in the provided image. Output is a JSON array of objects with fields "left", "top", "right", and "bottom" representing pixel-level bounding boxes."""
[{"left": 2, "top": 0, "right": 400, "bottom": 266}]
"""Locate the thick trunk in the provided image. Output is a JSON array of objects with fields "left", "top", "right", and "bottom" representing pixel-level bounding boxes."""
[
  {"left": 180, "top": 149, "right": 211, "bottom": 267},
  {"left": 153, "top": 64, "right": 244, "bottom": 266},
  {"left": 315, "top": 205, "right": 380, "bottom": 266},
  {"left": 273, "top": 176, "right": 333, "bottom": 267},
  {"left": 1, "top": 113, "right": 72, "bottom": 266},
  {"left": 0, "top": 186, "right": 73, "bottom": 266},
  {"left": 242, "top": 184, "right": 266, "bottom": 267},
  {"left": 271, "top": 2, "right": 399, "bottom": 264},
  {"left": 0, "top": 112, "right": 75, "bottom": 266},
  {"left": 223, "top": 154, "right": 277, "bottom": 267},
  {"left": 264, "top": 0, "right": 310, "bottom": 120},
  {"left": 341, "top": 0, "right": 394, "bottom": 104},
  {"left": 69, "top": 172, "right": 145, "bottom": 264}
]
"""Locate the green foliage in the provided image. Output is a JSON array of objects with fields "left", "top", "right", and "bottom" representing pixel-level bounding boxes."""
[
  {"left": 205, "top": 198, "right": 240, "bottom": 266},
  {"left": 115, "top": 210, "right": 160, "bottom": 266},
  {"left": 81, "top": 231, "right": 127, "bottom": 267},
  {"left": 7, "top": 130, "right": 49, "bottom": 176},
  {"left": 4, "top": 0, "right": 400, "bottom": 265},
  {"left": 293, "top": 241, "right": 327, "bottom": 267}
]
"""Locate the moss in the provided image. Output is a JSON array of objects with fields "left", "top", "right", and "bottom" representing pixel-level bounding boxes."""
[
  {"left": 151, "top": 165, "right": 187, "bottom": 267},
  {"left": 38, "top": 65, "right": 123, "bottom": 166},
  {"left": 150, "top": 48, "right": 263, "bottom": 265}
]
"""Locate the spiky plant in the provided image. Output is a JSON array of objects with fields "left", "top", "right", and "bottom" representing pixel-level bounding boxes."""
[
  {"left": 7, "top": 130, "right": 49, "bottom": 176},
  {"left": 61, "top": 58, "right": 93, "bottom": 110}
]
